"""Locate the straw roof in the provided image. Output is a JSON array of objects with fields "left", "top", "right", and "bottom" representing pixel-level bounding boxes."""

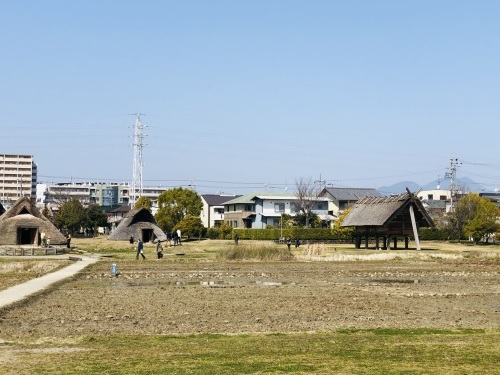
[
  {"left": 341, "top": 192, "right": 434, "bottom": 228},
  {"left": 0, "top": 197, "right": 66, "bottom": 245},
  {"left": 108, "top": 208, "right": 167, "bottom": 242}
]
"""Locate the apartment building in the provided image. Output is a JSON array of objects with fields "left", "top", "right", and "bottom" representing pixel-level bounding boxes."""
[
  {"left": 0, "top": 154, "right": 37, "bottom": 206},
  {"left": 36, "top": 181, "right": 169, "bottom": 212}
]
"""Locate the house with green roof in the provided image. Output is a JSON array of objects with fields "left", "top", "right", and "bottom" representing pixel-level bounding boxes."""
[{"left": 223, "top": 192, "right": 330, "bottom": 229}]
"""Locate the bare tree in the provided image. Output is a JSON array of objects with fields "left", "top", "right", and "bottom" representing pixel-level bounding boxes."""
[{"left": 295, "top": 177, "right": 322, "bottom": 228}]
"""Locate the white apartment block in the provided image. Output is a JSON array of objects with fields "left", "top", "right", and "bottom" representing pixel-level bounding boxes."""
[
  {"left": 37, "top": 181, "right": 169, "bottom": 212},
  {"left": 0, "top": 154, "right": 37, "bottom": 206}
]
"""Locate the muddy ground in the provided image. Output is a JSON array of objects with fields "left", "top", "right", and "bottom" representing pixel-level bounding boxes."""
[{"left": 0, "top": 252, "right": 498, "bottom": 339}]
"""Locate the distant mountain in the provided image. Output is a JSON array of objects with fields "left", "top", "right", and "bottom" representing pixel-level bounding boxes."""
[
  {"left": 378, "top": 177, "right": 486, "bottom": 196},
  {"left": 377, "top": 181, "right": 421, "bottom": 195}
]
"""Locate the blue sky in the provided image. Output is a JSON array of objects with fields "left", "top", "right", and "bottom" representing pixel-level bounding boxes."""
[{"left": 2, "top": 1, "right": 499, "bottom": 194}]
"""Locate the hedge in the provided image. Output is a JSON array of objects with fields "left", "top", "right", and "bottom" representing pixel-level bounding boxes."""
[{"left": 205, "top": 227, "right": 452, "bottom": 242}]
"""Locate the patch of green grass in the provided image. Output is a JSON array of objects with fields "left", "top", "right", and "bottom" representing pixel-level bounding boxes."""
[{"left": 1, "top": 330, "right": 498, "bottom": 374}]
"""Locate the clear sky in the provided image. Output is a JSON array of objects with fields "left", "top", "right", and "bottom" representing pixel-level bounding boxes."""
[{"left": 2, "top": 1, "right": 499, "bottom": 194}]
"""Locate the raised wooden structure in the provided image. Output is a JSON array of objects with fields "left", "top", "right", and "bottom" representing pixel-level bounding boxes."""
[{"left": 341, "top": 190, "right": 434, "bottom": 250}]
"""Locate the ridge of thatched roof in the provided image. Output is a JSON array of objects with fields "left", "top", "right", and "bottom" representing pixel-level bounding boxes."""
[
  {"left": 1, "top": 197, "right": 43, "bottom": 220},
  {"left": 341, "top": 192, "right": 434, "bottom": 228}
]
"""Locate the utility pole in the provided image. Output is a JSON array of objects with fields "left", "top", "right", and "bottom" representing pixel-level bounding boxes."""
[
  {"left": 131, "top": 113, "right": 147, "bottom": 207},
  {"left": 314, "top": 174, "right": 326, "bottom": 190},
  {"left": 446, "top": 158, "right": 461, "bottom": 211}
]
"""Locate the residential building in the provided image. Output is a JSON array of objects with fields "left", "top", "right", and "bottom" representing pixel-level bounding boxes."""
[
  {"left": 36, "top": 181, "right": 169, "bottom": 212},
  {"left": 223, "top": 192, "right": 330, "bottom": 229},
  {"left": 320, "top": 187, "right": 382, "bottom": 218},
  {"left": 416, "top": 189, "right": 452, "bottom": 216},
  {"left": 0, "top": 154, "right": 37, "bottom": 207},
  {"left": 200, "top": 194, "right": 240, "bottom": 228}
]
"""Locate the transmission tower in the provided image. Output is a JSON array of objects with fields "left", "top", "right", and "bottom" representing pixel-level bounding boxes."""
[
  {"left": 445, "top": 158, "right": 461, "bottom": 211},
  {"left": 131, "top": 113, "right": 147, "bottom": 206}
]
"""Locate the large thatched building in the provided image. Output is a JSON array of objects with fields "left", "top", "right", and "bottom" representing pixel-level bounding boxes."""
[
  {"left": 341, "top": 190, "right": 434, "bottom": 250},
  {"left": 108, "top": 208, "right": 166, "bottom": 242},
  {"left": 0, "top": 197, "right": 66, "bottom": 246}
]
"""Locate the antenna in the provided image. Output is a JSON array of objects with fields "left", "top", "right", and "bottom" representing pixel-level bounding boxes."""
[
  {"left": 130, "top": 113, "right": 147, "bottom": 206},
  {"left": 436, "top": 175, "right": 441, "bottom": 190}
]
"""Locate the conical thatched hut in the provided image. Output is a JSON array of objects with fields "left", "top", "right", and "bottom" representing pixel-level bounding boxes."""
[
  {"left": 0, "top": 197, "right": 66, "bottom": 246},
  {"left": 108, "top": 208, "right": 166, "bottom": 243}
]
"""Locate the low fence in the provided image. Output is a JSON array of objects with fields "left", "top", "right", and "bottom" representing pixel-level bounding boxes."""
[{"left": 0, "top": 247, "right": 66, "bottom": 256}]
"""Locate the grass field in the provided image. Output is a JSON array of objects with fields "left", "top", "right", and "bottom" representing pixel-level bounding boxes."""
[{"left": 0, "top": 237, "right": 498, "bottom": 374}]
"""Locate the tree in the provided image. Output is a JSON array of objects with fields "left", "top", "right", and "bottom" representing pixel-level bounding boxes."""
[
  {"left": 41, "top": 204, "right": 52, "bottom": 221},
  {"left": 279, "top": 213, "right": 295, "bottom": 228},
  {"left": 295, "top": 177, "right": 322, "bottom": 228},
  {"left": 86, "top": 204, "right": 108, "bottom": 230},
  {"left": 463, "top": 198, "right": 500, "bottom": 244},
  {"left": 332, "top": 208, "right": 354, "bottom": 238},
  {"left": 446, "top": 193, "right": 500, "bottom": 242},
  {"left": 134, "top": 196, "right": 152, "bottom": 211},
  {"left": 54, "top": 199, "right": 86, "bottom": 233},
  {"left": 155, "top": 187, "right": 203, "bottom": 231},
  {"left": 174, "top": 215, "right": 205, "bottom": 238}
]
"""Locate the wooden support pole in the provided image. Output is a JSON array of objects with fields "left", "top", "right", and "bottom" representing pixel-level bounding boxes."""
[{"left": 409, "top": 205, "right": 421, "bottom": 250}]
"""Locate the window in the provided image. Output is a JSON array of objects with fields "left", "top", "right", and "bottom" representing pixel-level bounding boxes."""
[
  {"left": 440, "top": 196, "right": 447, "bottom": 200},
  {"left": 427, "top": 194, "right": 433, "bottom": 200},
  {"left": 274, "top": 203, "right": 285, "bottom": 213}
]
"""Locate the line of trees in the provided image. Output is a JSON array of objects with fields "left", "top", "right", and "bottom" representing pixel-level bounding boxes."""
[{"left": 440, "top": 193, "right": 500, "bottom": 243}]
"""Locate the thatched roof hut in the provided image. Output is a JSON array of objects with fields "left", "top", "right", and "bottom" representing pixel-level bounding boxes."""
[
  {"left": 108, "top": 208, "right": 166, "bottom": 243},
  {"left": 0, "top": 197, "right": 66, "bottom": 246},
  {"left": 341, "top": 190, "right": 434, "bottom": 249}
]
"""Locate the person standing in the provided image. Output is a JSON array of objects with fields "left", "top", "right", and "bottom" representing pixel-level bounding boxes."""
[
  {"left": 66, "top": 234, "right": 72, "bottom": 249},
  {"left": 234, "top": 233, "right": 239, "bottom": 245},
  {"left": 41, "top": 231, "right": 47, "bottom": 248},
  {"left": 136, "top": 239, "right": 145, "bottom": 260},
  {"left": 177, "top": 229, "right": 181, "bottom": 245},
  {"left": 287, "top": 238, "right": 292, "bottom": 251}
]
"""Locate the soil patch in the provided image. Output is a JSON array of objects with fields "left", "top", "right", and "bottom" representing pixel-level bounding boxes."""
[{"left": 0, "top": 258, "right": 498, "bottom": 338}]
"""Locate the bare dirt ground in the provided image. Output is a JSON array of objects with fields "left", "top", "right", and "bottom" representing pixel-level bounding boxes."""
[{"left": 0, "top": 239, "right": 498, "bottom": 339}]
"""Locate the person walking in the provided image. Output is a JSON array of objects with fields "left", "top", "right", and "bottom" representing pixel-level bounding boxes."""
[
  {"left": 156, "top": 240, "right": 163, "bottom": 259},
  {"left": 287, "top": 238, "right": 292, "bottom": 251},
  {"left": 234, "top": 233, "right": 239, "bottom": 245},
  {"left": 295, "top": 239, "right": 300, "bottom": 248},
  {"left": 172, "top": 230, "right": 178, "bottom": 246},
  {"left": 136, "top": 239, "right": 146, "bottom": 260}
]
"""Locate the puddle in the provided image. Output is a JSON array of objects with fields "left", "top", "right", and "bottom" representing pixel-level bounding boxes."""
[{"left": 370, "top": 279, "right": 421, "bottom": 284}]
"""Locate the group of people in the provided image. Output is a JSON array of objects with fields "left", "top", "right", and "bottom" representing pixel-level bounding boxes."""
[
  {"left": 286, "top": 238, "right": 300, "bottom": 251},
  {"left": 132, "top": 229, "right": 183, "bottom": 260},
  {"left": 165, "top": 229, "right": 182, "bottom": 247}
]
